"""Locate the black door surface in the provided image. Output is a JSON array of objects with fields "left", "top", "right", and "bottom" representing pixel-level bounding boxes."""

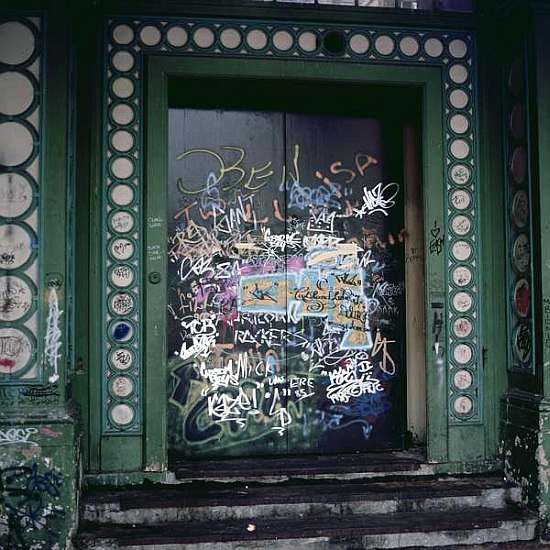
[{"left": 167, "top": 92, "right": 406, "bottom": 459}]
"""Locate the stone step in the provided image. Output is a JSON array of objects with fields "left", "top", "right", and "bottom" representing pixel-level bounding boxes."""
[
  {"left": 77, "top": 507, "right": 538, "bottom": 549},
  {"left": 171, "top": 451, "right": 430, "bottom": 483},
  {"left": 82, "top": 475, "right": 521, "bottom": 525}
]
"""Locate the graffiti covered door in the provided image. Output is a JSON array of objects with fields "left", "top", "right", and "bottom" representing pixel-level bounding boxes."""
[{"left": 167, "top": 108, "right": 406, "bottom": 459}]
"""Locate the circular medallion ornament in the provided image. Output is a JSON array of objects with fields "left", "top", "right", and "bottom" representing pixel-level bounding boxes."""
[
  {"left": 110, "top": 238, "right": 134, "bottom": 261},
  {"left": 450, "top": 139, "right": 470, "bottom": 160},
  {"left": 399, "top": 36, "right": 419, "bottom": 57},
  {"left": 110, "top": 348, "right": 134, "bottom": 371},
  {"left": 193, "top": 27, "right": 215, "bottom": 49},
  {"left": 112, "top": 24, "right": 134, "bottom": 46},
  {"left": 511, "top": 190, "right": 529, "bottom": 229},
  {"left": 374, "top": 35, "right": 395, "bottom": 56},
  {"left": 513, "top": 278, "right": 530, "bottom": 319},
  {"left": 449, "top": 39, "right": 468, "bottom": 59},
  {"left": 0, "top": 327, "right": 32, "bottom": 375},
  {"left": 0, "top": 173, "right": 33, "bottom": 218},
  {"left": 246, "top": 29, "right": 268, "bottom": 50},
  {"left": 424, "top": 37, "right": 443, "bottom": 58},
  {"left": 453, "top": 291, "right": 473, "bottom": 313},
  {"left": 451, "top": 189, "right": 471, "bottom": 210},
  {"left": 111, "top": 320, "right": 134, "bottom": 343},
  {"left": 111, "top": 51, "right": 135, "bottom": 73},
  {"left": 510, "top": 146, "right": 527, "bottom": 185},
  {"left": 450, "top": 164, "right": 471, "bottom": 185},
  {"left": 110, "top": 403, "right": 135, "bottom": 426},
  {"left": 453, "top": 369, "right": 473, "bottom": 390},
  {"left": 349, "top": 34, "right": 369, "bottom": 54},
  {"left": 110, "top": 375, "right": 134, "bottom": 398},
  {"left": 0, "top": 122, "right": 34, "bottom": 167},
  {"left": 110, "top": 264, "right": 134, "bottom": 288},
  {"left": 512, "top": 233, "right": 530, "bottom": 274},
  {"left": 451, "top": 215, "right": 472, "bottom": 236},
  {"left": 0, "top": 71, "right": 34, "bottom": 116},
  {"left": 450, "top": 89, "right": 469, "bottom": 109},
  {"left": 453, "top": 317, "right": 473, "bottom": 338},
  {"left": 110, "top": 211, "right": 135, "bottom": 234},
  {"left": 452, "top": 241, "right": 472, "bottom": 262},
  {"left": 298, "top": 31, "right": 317, "bottom": 53},
  {"left": 0, "top": 276, "right": 33, "bottom": 322},
  {"left": 110, "top": 184, "right": 134, "bottom": 206},
  {"left": 450, "top": 114, "right": 469, "bottom": 135},
  {"left": 453, "top": 343, "right": 473, "bottom": 364},
  {"left": 110, "top": 292, "right": 135, "bottom": 316},
  {"left": 513, "top": 322, "right": 532, "bottom": 364},
  {"left": 111, "top": 103, "right": 135, "bottom": 126},
  {"left": 139, "top": 25, "right": 162, "bottom": 47},
  {"left": 0, "top": 21, "right": 35, "bottom": 65},
  {"left": 0, "top": 224, "right": 33, "bottom": 270},
  {"left": 452, "top": 266, "right": 472, "bottom": 287},
  {"left": 449, "top": 64, "right": 468, "bottom": 85},
  {"left": 453, "top": 395, "right": 474, "bottom": 415},
  {"left": 167, "top": 26, "right": 188, "bottom": 48}
]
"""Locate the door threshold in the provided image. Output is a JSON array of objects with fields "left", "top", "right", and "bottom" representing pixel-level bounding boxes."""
[{"left": 170, "top": 450, "right": 432, "bottom": 483}]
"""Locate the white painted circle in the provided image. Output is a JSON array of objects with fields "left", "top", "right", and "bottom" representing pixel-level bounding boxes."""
[
  {"left": 0, "top": 224, "right": 32, "bottom": 269},
  {"left": 454, "top": 343, "right": 473, "bottom": 364},
  {"left": 112, "top": 77, "right": 134, "bottom": 99},
  {"left": 110, "top": 348, "right": 134, "bottom": 371},
  {"left": 220, "top": 28, "right": 242, "bottom": 50},
  {"left": 111, "top": 238, "right": 134, "bottom": 260},
  {"left": 111, "top": 103, "right": 135, "bottom": 126},
  {"left": 298, "top": 31, "right": 317, "bottom": 53},
  {"left": 451, "top": 215, "right": 472, "bottom": 236},
  {"left": 0, "top": 327, "right": 32, "bottom": 374},
  {"left": 454, "top": 395, "right": 474, "bottom": 415},
  {"left": 449, "top": 39, "right": 468, "bottom": 59},
  {"left": 375, "top": 35, "right": 395, "bottom": 56},
  {"left": 451, "top": 139, "right": 470, "bottom": 160},
  {"left": 450, "top": 164, "right": 471, "bottom": 185},
  {"left": 452, "top": 265, "right": 472, "bottom": 286},
  {"left": 0, "top": 122, "right": 34, "bottom": 166},
  {"left": 246, "top": 29, "right": 268, "bottom": 50},
  {"left": 449, "top": 64, "right": 468, "bottom": 84},
  {"left": 110, "top": 264, "right": 134, "bottom": 288},
  {"left": 454, "top": 370, "right": 473, "bottom": 390},
  {"left": 349, "top": 34, "right": 370, "bottom": 54},
  {"left": 399, "top": 36, "right": 419, "bottom": 57},
  {"left": 110, "top": 292, "right": 135, "bottom": 316},
  {"left": 111, "top": 376, "right": 134, "bottom": 398},
  {"left": 453, "top": 317, "right": 473, "bottom": 338},
  {"left": 167, "top": 26, "right": 188, "bottom": 48},
  {"left": 110, "top": 184, "right": 134, "bottom": 206},
  {"left": 273, "top": 30, "right": 294, "bottom": 52},
  {"left": 453, "top": 291, "right": 473, "bottom": 313},
  {"left": 0, "top": 173, "right": 33, "bottom": 218},
  {"left": 451, "top": 189, "right": 471, "bottom": 210},
  {"left": 452, "top": 241, "right": 472, "bottom": 262},
  {"left": 139, "top": 25, "right": 162, "bottom": 47},
  {"left": 450, "top": 89, "right": 469, "bottom": 109},
  {"left": 111, "top": 157, "right": 134, "bottom": 180},
  {"left": 512, "top": 233, "right": 530, "bottom": 274},
  {"left": 450, "top": 114, "right": 469, "bottom": 134},
  {"left": 111, "top": 130, "right": 134, "bottom": 153},
  {"left": 110, "top": 211, "right": 135, "bottom": 234},
  {"left": 112, "top": 51, "right": 135, "bottom": 73},
  {"left": 511, "top": 190, "right": 529, "bottom": 229},
  {"left": 110, "top": 403, "right": 135, "bottom": 426},
  {"left": 0, "top": 72, "right": 34, "bottom": 115},
  {"left": 193, "top": 27, "right": 215, "bottom": 49},
  {"left": 0, "top": 276, "right": 33, "bottom": 322},
  {"left": 112, "top": 24, "right": 134, "bottom": 45},
  {"left": 0, "top": 22, "right": 35, "bottom": 65},
  {"left": 424, "top": 37, "right": 444, "bottom": 58}
]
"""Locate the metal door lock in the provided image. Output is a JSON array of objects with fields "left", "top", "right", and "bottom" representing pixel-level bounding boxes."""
[{"left": 148, "top": 272, "right": 161, "bottom": 284}]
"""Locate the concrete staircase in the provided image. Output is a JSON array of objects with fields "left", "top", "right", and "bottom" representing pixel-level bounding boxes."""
[{"left": 76, "top": 455, "right": 539, "bottom": 549}]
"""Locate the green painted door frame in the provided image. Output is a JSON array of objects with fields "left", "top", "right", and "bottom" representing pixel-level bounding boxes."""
[{"left": 144, "top": 55, "right": 446, "bottom": 468}]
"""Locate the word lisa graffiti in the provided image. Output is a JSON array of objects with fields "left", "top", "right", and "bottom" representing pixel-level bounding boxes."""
[{"left": 167, "top": 111, "right": 405, "bottom": 457}]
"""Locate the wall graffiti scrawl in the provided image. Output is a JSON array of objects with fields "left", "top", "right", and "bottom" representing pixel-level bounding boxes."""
[{"left": 167, "top": 109, "right": 406, "bottom": 457}]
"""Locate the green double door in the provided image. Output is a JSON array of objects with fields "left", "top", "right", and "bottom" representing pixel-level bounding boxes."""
[{"left": 166, "top": 94, "right": 406, "bottom": 459}]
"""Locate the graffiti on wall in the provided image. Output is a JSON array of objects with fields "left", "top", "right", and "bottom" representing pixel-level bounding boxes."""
[
  {"left": 0, "top": 460, "right": 64, "bottom": 550},
  {"left": 167, "top": 110, "right": 405, "bottom": 457}
]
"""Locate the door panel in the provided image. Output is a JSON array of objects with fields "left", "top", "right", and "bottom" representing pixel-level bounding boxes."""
[
  {"left": 167, "top": 108, "right": 406, "bottom": 459},
  {"left": 284, "top": 115, "right": 406, "bottom": 453},
  {"left": 167, "top": 109, "right": 288, "bottom": 457}
]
